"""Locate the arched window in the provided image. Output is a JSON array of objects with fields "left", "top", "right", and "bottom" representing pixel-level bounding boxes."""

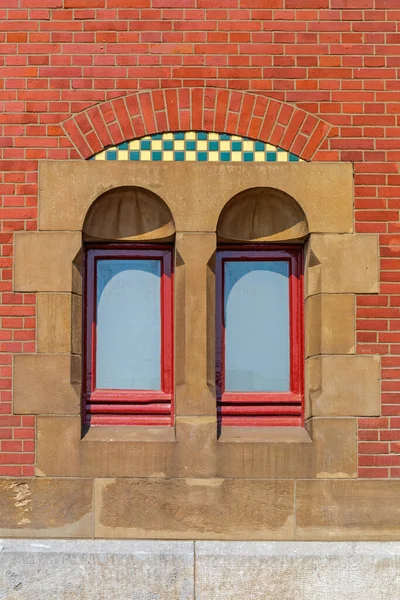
[
  {"left": 82, "top": 186, "right": 175, "bottom": 427},
  {"left": 216, "top": 187, "right": 308, "bottom": 427}
]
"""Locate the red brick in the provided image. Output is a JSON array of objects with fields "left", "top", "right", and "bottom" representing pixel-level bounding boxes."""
[
  {"left": 285, "top": 0, "right": 328, "bottom": 6},
  {"left": 359, "top": 467, "right": 389, "bottom": 478},
  {"left": 358, "top": 442, "right": 389, "bottom": 454}
]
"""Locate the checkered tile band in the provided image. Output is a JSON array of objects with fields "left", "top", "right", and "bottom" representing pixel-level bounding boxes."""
[{"left": 91, "top": 132, "right": 302, "bottom": 163}]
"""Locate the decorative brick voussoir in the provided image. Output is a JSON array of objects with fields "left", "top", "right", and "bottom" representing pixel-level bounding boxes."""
[{"left": 62, "top": 87, "right": 333, "bottom": 160}]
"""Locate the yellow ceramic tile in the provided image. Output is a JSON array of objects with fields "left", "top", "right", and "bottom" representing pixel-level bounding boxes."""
[
  {"left": 220, "top": 141, "right": 230, "bottom": 151},
  {"left": 277, "top": 152, "right": 288, "bottom": 162},
  {"left": 243, "top": 141, "right": 254, "bottom": 151},
  {"left": 140, "top": 151, "right": 151, "bottom": 160},
  {"left": 208, "top": 151, "right": 219, "bottom": 161},
  {"left": 185, "top": 131, "right": 196, "bottom": 140},
  {"left": 129, "top": 140, "right": 140, "bottom": 150},
  {"left": 254, "top": 152, "right": 265, "bottom": 162},
  {"left": 231, "top": 152, "right": 242, "bottom": 162},
  {"left": 208, "top": 132, "right": 219, "bottom": 140},
  {"left": 197, "top": 140, "right": 207, "bottom": 151},
  {"left": 186, "top": 151, "right": 196, "bottom": 161},
  {"left": 174, "top": 140, "right": 184, "bottom": 150},
  {"left": 117, "top": 150, "right": 129, "bottom": 160},
  {"left": 152, "top": 140, "right": 162, "bottom": 150},
  {"left": 162, "top": 151, "right": 174, "bottom": 161}
]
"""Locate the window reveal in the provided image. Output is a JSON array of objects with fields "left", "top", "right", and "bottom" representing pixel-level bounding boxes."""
[
  {"left": 216, "top": 247, "right": 304, "bottom": 426},
  {"left": 84, "top": 246, "right": 173, "bottom": 426}
]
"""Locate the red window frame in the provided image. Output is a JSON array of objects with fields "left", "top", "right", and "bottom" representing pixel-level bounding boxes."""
[
  {"left": 83, "top": 244, "right": 174, "bottom": 427},
  {"left": 216, "top": 245, "right": 304, "bottom": 427}
]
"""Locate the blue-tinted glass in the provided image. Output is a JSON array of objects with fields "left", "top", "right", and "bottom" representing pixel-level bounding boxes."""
[
  {"left": 289, "top": 153, "right": 299, "bottom": 162},
  {"left": 220, "top": 152, "right": 231, "bottom": 161},
  {"left": 232, "top": 141, "right": 242, "bottom": 151},
  {"left": 152, "top": 151, "right": 162, "bottom": 161},
  {"left": 198, "top": 152, "right": 207, "bottom": 161},
  {"left": 119, "top": 142, "right": 129, "bottom": 150},
  {"left": 198, "top": 132, "right": 207, "bottom": 140},
  {"left": 220, "top": 133, "right": 230, "bottom": 140},
  {"left": 243, "top": 152, "right": 253, "bottom": 161},
  {"left": 141, "top": 140, "right": 151, "bottom": 150},
  {"left": 106, "top": 151, "right": 117, "bottom": 160},
  {"left": 175, "top": 132, "right": 185, "bottom": 140},
  {"left": 186, "top": 140, "right": 196, "bottom": 151},
  {"left": 163, "top": 140, "right": 173, "bottom": 151},
  {"left": 209, "top": 141, "right": 219, "bottom": 151},
  {"left": 266, "top": 152, "right": 277, "bottom": 161},
  {"left": 96, "top": 259, "right": 161, "bottom": 390},
  {"left": 152, "top": 134, "right": 162, "bottom": 140},
  {"left": 175, "top": 151, "right": 184, "bottom": 161},
  {"left": 255, "top": 141, "right": 265, "bottom": 151},
  {"left": 224, "top": 260, "right": 290, "bottom": 392},
  {"left": 129, "top": 151, "right": 140, "bottom": 161}
]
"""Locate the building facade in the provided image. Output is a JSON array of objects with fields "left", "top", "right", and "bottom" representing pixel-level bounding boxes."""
[{"left": 1, "top": 1, "right": 400, "bottom": 597}]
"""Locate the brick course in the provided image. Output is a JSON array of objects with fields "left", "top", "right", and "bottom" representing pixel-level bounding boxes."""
[{"left": 1, "top": 0, "right": 400, "bottom": 477}]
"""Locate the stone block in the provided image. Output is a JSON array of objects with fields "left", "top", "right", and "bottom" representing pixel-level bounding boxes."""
[
  {"left": 39, "top": 161, "right": 353, "bottom": 235},
  {"left": 37, "top": 293, "right": 82, "bottom": 354},
  {"left": 307, "top": 234, "right": 379, "bottom": 295},
  {"left": 305, "top": 294, "right": 355, "bottom": 357},
  {"left": 0, "top": 540, "right": 194, "bottom": 600},
  {"left": 36, "top": 417, "right": 81, "bottom": 477},
  {"left": 216, "top": 435, "right": 315, "bottom": 479},
  {"left": 306, "top": 355, "right": 380, "bottom": 417},
  {"left": 94, "top": 478, "right": 294, "bottom": 539},
  {"left": 14, "top": 231, "right": 82, "bottom": 292},
  {"left": 175, "top": 416, "right": 217, "bottom": 477},
  {"left": 0, "top": 478, "right": 93, "bottom": 538},
  {"left": 14, "top": 354, "right": 81, "bottom": 415},
  {"left": 195, "top": 541, "right": 400, "bottom": 599},
  {"left": 36, "top": 416, "right": 179, "bottom": 478},
  {"left": 308, "top": 417, "right": 357, "bottom": 478},
  {"left": 295, "top": 480, "right": 400, "bottom": 540}
]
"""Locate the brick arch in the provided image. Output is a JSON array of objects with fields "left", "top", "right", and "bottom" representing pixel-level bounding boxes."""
[{"left": 62, "top": 88, "right": 332, "bottom": 162}]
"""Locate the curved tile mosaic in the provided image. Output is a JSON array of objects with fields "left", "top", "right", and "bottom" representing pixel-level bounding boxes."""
[{"left": 91, "top": 132, "right": 302, "bottom": 163}]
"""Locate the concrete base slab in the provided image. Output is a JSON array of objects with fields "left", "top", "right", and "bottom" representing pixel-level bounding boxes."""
[
  {"left": 0, "top": 540, "right": 399, "bottom": 599},
  {"left": 0, "top": 540, "right": 194, "bottom": 600},
  {"left": 195, "top": 541, "right": 400, "bottom": 600}
]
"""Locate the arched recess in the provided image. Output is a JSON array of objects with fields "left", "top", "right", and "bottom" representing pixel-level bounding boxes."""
[
  {"left": 62, "top": 88, "right": 332, "bottom": 162},
  {"left": 83, "top": 186, "right": 175, "bottom": 243},
  {"left": 217, "top": 187, "right": 309, "bottom": 243}
]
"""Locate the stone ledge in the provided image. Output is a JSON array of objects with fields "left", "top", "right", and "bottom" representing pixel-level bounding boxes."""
[{"left": 1, "top": 540, "right": 400, "bottom": 600}]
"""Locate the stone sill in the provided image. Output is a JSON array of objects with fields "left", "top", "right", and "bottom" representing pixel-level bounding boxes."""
[
  {"left": 218, "top": 426, "right": 312, "bottom": 444},
  {"left": 82, "top": 425, "right": 176, "bottom": 443}
]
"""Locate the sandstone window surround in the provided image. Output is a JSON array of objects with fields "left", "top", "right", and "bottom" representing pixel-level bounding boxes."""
[{"left": 13, "top": 160, "right": 380, "bottom": 481}]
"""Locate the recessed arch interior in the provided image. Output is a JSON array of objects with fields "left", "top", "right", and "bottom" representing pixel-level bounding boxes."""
[
  {"left": 82, "top": 185, "right": 175, "bottom": 243},
  {"left": 217, "top": 187, "right": 309, "bottom": 243}
]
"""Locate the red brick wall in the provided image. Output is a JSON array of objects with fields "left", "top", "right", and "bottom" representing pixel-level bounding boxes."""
[{"left": 1, "top": 0, "right": 399, "bottom": 477}]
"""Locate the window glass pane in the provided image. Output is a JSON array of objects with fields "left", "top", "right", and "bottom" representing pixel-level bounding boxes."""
[
  {"left": 224, "top": 260, "right": 290, "bottom": 392},
  {"left": 96, "top": 259, "right": 161, "bottom": 390}
]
